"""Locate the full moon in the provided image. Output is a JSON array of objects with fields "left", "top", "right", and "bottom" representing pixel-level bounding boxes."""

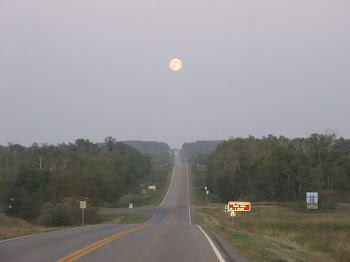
[{"left": 169, "top": 59, "right": 182, "bottom": 71}]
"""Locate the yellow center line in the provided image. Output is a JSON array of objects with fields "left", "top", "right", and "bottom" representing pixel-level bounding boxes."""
[
  {"left": 167, "top": 167, "right": 183, "bottom": 224},
  {"left": 166, "top": 213, "right": 174, "bottom": 224},
  {"left": 56, "top": 224, "right": 151, "bottom": 262}
]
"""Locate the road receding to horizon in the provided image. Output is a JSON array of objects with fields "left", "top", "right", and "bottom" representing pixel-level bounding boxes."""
[{"left": 0, "top": 152, "right": 248, "bottom": 262}]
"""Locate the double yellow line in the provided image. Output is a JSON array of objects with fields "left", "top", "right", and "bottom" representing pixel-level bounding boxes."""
[{"left": 56, "top": 224, "right": 151, "bottom": 262}]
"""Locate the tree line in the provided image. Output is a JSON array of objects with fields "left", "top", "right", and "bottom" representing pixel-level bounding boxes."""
[
  {"left": 196, "top": 134, "right": 350, "bottom": 203},
  {"left": 123, "top": 140, "right": 171, "bottom": 164},
  {"left": 0, "top": 137, "right": 152, "bottom": 225},
  {"left": 182, "top": 140, "right": 223, "bottom": 163}
]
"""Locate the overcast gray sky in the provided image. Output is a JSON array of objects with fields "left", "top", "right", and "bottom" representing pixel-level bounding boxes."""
[{"left": 1, "top": 0, "right": 349, "bottom": 148}]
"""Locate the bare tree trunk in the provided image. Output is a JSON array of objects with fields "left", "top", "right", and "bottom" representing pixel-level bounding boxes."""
[
  {"left": 328, "top": 176, "right": 330, "bottom": 189},
  {"left": 318, "top": 150, "right": 322, "bottom": 167},
  {"left": 38, "top": 156, "right": 43, "bottom": 170}
]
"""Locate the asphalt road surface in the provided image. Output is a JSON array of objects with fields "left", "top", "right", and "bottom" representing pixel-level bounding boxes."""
[{"left": 0, "top": 152, "right": 246, "bottom": 262}]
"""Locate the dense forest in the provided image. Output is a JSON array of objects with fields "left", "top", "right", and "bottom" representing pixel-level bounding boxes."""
[
  {"left": 182, "top": 140, "right": 223, "bottom": 164},
  {"left": 0, "top": 137, "right": 152, "bottom": 225},
  {"left": 199, "top": 134, "right": 350, "bottom": 203},
  {"left": 123, "top": 141, "right": 171, "bottom": 164}
]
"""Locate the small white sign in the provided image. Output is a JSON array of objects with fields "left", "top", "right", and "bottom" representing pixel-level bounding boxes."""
[
  {"left": 80, "top": 201, "right": 86, "bottom": 209},
  {"left": 230, "top": 211, "right": 236, "bottom": 217},
  {"left": 148, "top": 185, "right": 156, "bottom": 191},
  {"left": 206, "top": 190, "right": 209, "bottom": 195},
  {"left": 204, "top": 187, "right": 207, "bottom": 190},
  {"left": 129, "top": 203, "right": 133, "bottom": 209}
]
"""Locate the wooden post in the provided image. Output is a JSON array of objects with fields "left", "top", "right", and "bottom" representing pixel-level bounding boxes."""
[{"left": 82, "top": 208, "right": 84, "bottom": 227}]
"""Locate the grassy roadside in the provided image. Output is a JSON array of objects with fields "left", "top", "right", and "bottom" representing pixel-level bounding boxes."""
[
  {"left": 189, "top": 164, "right": 223, "bottom": 206},
  {"left": 111, "top": 164, "right": 173, "bottom": 209},
  {"left": 190, "top": 165, "right": 350, "bottom": 262},
  {"left": 0, "top": 215, "right": 74, "bottom": 241},
  {"left": 194, "top": 208, "right": 350, "bottom": 262}
]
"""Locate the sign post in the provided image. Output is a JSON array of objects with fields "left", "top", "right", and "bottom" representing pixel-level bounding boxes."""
[
  {"left": 206, "top": 190, "right": 210, "bottom": 210},
  {"left": 80, "top": 201, "right": 86, "bottom": 226},
  {"left": 129, "top": 203, "right": 133, "bottom": 216},
  {"left": 230, "top": 211, "right": 236, "bottom": 224}
]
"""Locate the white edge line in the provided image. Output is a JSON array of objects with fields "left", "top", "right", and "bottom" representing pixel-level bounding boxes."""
[
  {"left": 187, "top": 164, "right": 192, "bottom": 224},
  {"left": 144, "top": 214, "right": 155, "bottom": 224},
  {"left": 197, "top": 225, "right": 226, "bottom": 262},
  {"left": 159, "top": 164, "right": 176, "bottom": 207},
  {"left": 0, "top": 224, "right": 100, "bottom": 243}
]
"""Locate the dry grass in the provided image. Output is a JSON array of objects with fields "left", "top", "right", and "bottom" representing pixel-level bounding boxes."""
[
  {"left": 0, "top": 215, "right": 63, "bottom": 240},
  {"left": 194, "top": 206, "right": 350, "bottom": 262}
]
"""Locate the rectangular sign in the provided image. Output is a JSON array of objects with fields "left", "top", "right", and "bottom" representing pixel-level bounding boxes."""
[
  {"left": 225, "top": 205, "right": 230, "bottom": 212},
  {"left": 129, "top": 203, "right": 133, "bottom": 209},
  {"left": 306, "top": 192, "right": 318, "bottom": 203},
  {"left": 80, "top": 201, "right": 86, "bottom": 209},
  {"left": 228, "top": 202, "right": 251, "bottom": 211},
  {"left": 230, "top": 211, "right": 236, "bottom": 217},
  {"left": 307, "top": 203, "right": 318, "bottom": 209},
  {"left": 148, "top": 186, "right": 156, "bottom": 191}
]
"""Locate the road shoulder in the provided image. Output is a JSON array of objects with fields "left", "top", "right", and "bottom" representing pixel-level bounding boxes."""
[{"left": 200, "top": 225, "right": 250, "bottom": 262}]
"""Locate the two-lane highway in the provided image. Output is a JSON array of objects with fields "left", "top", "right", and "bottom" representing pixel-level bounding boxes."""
[{"left": 0, "top": 152, "right": 227, "bottom": 262}]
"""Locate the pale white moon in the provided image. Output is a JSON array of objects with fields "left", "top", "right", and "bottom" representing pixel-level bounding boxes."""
[{"left": 169, "top": 59, "right": 182, "bottom": 71}]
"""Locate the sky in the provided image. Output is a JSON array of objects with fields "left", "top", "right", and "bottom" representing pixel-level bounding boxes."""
[{"left": 1, "top": 0, "right": 349, "bottom": 148}]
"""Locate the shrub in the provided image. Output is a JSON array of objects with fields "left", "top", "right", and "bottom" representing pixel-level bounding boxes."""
[
  {"left": 83, "top": 207, "right": 101, "bottom": 224},
  {"left": 319, "top": 190, "right": 339, "bottom": 210},
  {"left": 37, "top": 203, "right": 78, "bottom": 227}
]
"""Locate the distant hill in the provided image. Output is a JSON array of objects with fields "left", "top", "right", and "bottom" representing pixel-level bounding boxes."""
[
  {"left": 182, "top": 140, "right": 223, "bottom": 164},
  {"left": 123, "top": 141, "right": 171, "bottom": 164}
]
